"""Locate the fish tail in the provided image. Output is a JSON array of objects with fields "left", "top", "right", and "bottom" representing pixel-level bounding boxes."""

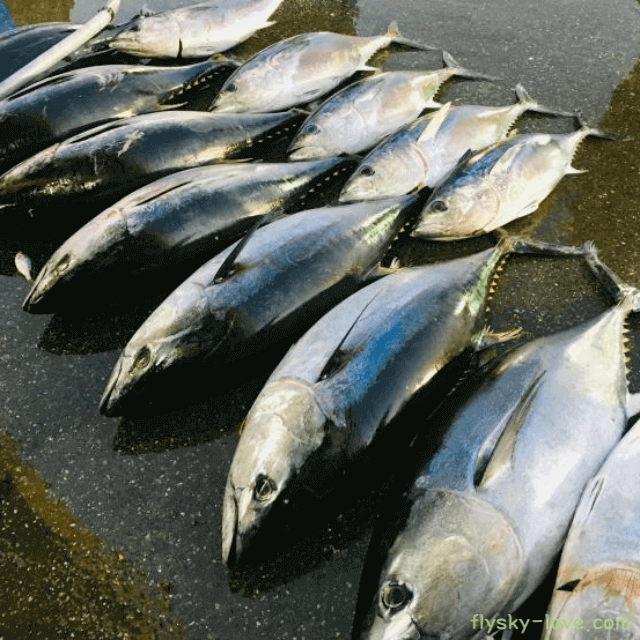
[
  {"left": 581, "top": 241, "right": 634, "bottom": 306},
  {"left": 442, "top": 50, "right": 498, "bottom": 82},
  {"left": 514, "top": 83, "right": 574, "bottom": 119},
  {"left": 574, "top": 114, "right": 619, "bottom": 141},
  {"left": 493, "top": 229, "right": 589, "bottom": 261},
  {"left": 384, "top": 21, "right": 437, "bottom": 51},
  {"left": 564, "top": 119, "right": 619, "bottom": 172}
]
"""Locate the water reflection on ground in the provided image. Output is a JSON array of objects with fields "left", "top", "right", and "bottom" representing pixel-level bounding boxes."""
[{"left": 0, "top": 0, "right": 639, "bottom": 639}]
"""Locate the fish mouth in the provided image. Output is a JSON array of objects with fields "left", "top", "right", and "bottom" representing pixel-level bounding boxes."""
[
  {"left": 338, "top": 187, "right": 373, "bottom": 203},
  {"left": 22, "top": 285, "right": 45, "bottom": 313},
  {"left": 22, "top": 270, "right": 55, "bottom": 314},
  {"left": 288, "top": 146, "right": 328, "bottom": 161},
  {"left": 208, "top": 100, "right": 243, "bottom": 114},
  {"left": 221, "top": 478, "right": 271, "bottom": 570},
  {"left": 99, "top": 357, "right": 126, "bottom": 417},
  {"left": 221, "top": 480, "right": 241, "bottom": 569},
  {"left": 409, "top": 221, "right": 451, "bottom": 240}
]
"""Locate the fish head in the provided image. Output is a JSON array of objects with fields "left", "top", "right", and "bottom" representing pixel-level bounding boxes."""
[
  {"left": 209, "top": 69, "right": 266, "bottom": 113},
  {"left": 222, "top": 378, "right": 328, "bottom": 568},
  {"left": 339, "top": 141, "right": 425, "bottom": 203},
  {"left": 355, "top": 490, "right": 523, "bottom": 640},
  {"left": 288, "top": 115, "right": 347, "bottom": 160},
  {"left": 99, "top": 281, "right": 221, "bottom": 416},
  {"left": 23, "top": 207, "right": 128, "bottom": 313},
  {"left": 411, "top": 181, "right": 500, "bottom": 240},
  {"left": 108, "top": 14, "right": 181, "bottom": 58}
]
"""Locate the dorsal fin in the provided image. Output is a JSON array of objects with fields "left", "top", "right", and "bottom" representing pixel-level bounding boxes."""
[
  {"left": 417, "top": 102, "right": 452, "bottom": 143},
  {"left": 317, "top": 288, "right": 384, "bottom": 382},
  {"left": 474, "top": 369, "right": 545, "bottom": 488},
  {"left": 212, "top": 210, "right": 280, "bottom": 285}
]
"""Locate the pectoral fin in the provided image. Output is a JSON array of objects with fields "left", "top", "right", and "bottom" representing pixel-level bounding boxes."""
[{"left": 474, "top": 369, "right": 545, "bottom": 488}]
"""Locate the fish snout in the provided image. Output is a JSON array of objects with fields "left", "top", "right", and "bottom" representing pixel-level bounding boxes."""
[
  {"left": 358, "top": 610, "right": 422, "bottom": 640},
  {"left": 22, "top": 284, "right": 46, "bottom": 313},
  {"left": 409, "top": 216, "right": 452, "bottom": 239},
  {"left": 99, "top": 350, "right": 149, "bottom": 418},
  {"left": 288, "top": 144, "right": 329, "bottom": 161},
  {"left": 221, "top": 479, "right": 256, "bottom": 569},
  {"left": 99, "top": 356, "right": 125, "bottom": 417},
  {"left": 22, "top": 263, "right": 58, "bottom": 313}
]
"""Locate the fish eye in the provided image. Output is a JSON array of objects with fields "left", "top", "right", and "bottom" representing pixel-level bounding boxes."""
[
  {"left": 430, "top": 200, "right": 448, "bottom": 212},
  {"left": 360, "top": 166, "right": 375, "bottom": 177},
  {"left": 380, "top": 581, "right": 413, "bottom": 612},
  {"left": 224, "top": 82, "right": 238, "bottom": 93},
  {"left": 133, "top": 346, "right": 151, "bottom": 370},
  {"left": 305, "top": 124, "right": 320, "bottom": 135},
  {"left": 253, "top": 475, "right": 276, "bottom": 502},
  {"left": 54, "top": 254, "right": 70, "bottom": 275}
]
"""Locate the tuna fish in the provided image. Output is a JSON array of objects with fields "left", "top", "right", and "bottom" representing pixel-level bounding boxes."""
[
  {"left": 209, "top": 22, "right": 435, "bottom": 114},
  {"left": 105, "top": 0, "right": 284, "bottom": 58},
  {"left": 0, "top": 109, "right": 306, "bottom": 224},
  {"left": 99, "top": 195, "right": 417, "bottom": 417},
  {"left": 412, "top": 123, "right": 616, "bottom": 240},
  {"left": 542, "top": 419, "right": 640, "bottom": 640},
  {"left": 354, "top": 249, "right": 640, "bottom": 640},
  {"left": 287, "top": 52, "right": 496, "bottom": 160},
  {"left": 22, "top": 157, "right": 356, "bottom": 314},
  {"left": 221, "top": 236, "right": 589, "bottom": 569},
  {"left": 0, "top": 23, "right": 79, "bottom": 82},
  {"left": 339, "top": 84, "right": 575, "bottom": 202},
  {"left": 0, "top": 57, "right": 240, "bottom": 175}
]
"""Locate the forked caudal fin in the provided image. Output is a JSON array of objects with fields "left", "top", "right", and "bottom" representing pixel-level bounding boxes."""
[
  {"left": 514, "top": 83, "right": 576, "bottom": 118},
  {"left": 442, "top": 50, "right": 499, "bottom": 82},
  {"left": 383, "top": 20, "right": 437, "bottom": 51},
  {"left": 494, "top": 233, "right": 592, "bottom": 260}
]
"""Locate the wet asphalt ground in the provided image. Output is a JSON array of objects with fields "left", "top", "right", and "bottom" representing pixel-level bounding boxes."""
[{"left": 1, "top": 0, "right": 640, "bottom": 638}]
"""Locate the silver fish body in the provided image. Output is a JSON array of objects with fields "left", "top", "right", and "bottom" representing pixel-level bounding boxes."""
[
  {"left": 356, "top": 287, "right": 640, "bottom": 640},
  {"left": 289, "top": 52, "right": 497, "bottom": 160},
  {"left": 542, "top": 419, "right": 640, "bottom": 640},
  {"left": 413, "top": 125, "right": 604, "bottom": 240},
  {"left": 210, "top": 22, "right": 433, "bottom": 113},
  {"left": 287, "top": 71, "right": 447, "bottom": 159},
  {"left": 106, "top": 0, "right": 284, "bottom": 58},
  {"left": 0, "top": 109, "right": 304, "bottom": 217},
  {"left": 99, "top": 195, "right": 416, "bottom": 417},
  {"left": 22, "top": 157, "right": 352, "bottom": 314},
  {"left": 0, "top": 58, "right": 239, "bottom": 174},
  {"left": 339, "top": 84, "right": 571, "bottom": 202},
  {"left": 221, "top": 238, "right": 588, "bottom": 568}
]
